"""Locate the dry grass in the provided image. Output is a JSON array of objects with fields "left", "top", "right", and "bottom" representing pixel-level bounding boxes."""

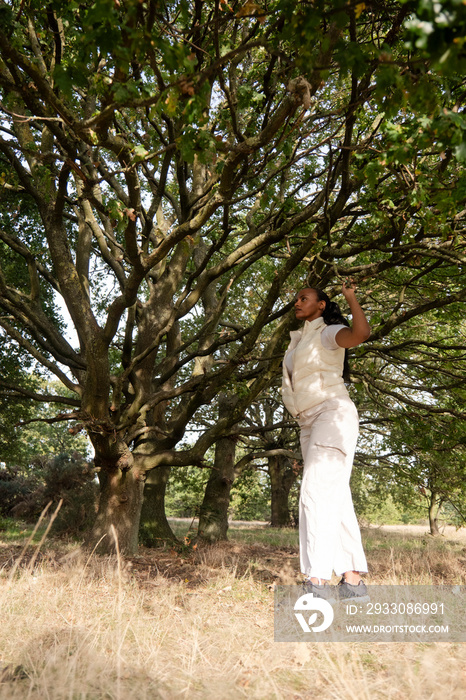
[{"left": 0, "top": 523, "right": 465, "bottom": 699}]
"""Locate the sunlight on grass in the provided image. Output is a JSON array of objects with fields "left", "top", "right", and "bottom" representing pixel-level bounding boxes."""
[
  {"left": 228, "top": 526, "right": 299, "bottom": 548},
  {"left": 0, "top": 521, "right": 465, "bottom": 698},
  {"left": 0, "top": 517, "right": 47, "bottom": 544},
  {"left": 168, "top": 518, "right": 299, "bottom": 548}
]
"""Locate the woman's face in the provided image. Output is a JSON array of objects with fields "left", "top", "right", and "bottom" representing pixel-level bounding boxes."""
[{"left": 294, "top": 288, "right": 326, "bottom": 322}]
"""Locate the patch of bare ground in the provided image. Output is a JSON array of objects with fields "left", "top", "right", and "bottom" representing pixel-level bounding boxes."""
[
  {"left": 127, "top": 540, "right": 300, "bottom": 589},
  {"left": 0, "top": 526, "right": 465, "bottom": 699},
  {"left": 378, "top": 524, "right": 466, "bottom": 543}
]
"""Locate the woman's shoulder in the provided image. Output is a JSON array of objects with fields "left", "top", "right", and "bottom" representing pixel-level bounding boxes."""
[{"left": 321, "top": 324, "right": 347, "bottom": 350}]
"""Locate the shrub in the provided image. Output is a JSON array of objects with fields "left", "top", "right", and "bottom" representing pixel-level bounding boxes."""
[{"left": 0, "top": 453, "right": 98, "bottom": 536}]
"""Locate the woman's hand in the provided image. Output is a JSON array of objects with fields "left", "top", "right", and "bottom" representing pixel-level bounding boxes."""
[
  {"left": 335, "top": 280, "right": 371, "bottom": 349},
  {"left": 342, "top": 279, "right": 357, "bottom": 299}
]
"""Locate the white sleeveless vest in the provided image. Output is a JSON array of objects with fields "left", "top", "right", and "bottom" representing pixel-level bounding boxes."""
[{"left": 281, "top": 317, "right": 349, "bottom": 417}]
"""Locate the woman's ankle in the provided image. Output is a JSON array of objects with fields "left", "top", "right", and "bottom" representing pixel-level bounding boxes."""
[{"left": 308, "top": 577, "right": 329, "bottom": 586}]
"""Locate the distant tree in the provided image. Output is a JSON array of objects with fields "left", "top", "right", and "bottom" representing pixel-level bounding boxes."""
[
  {"left": 232, "top": 393, "right": 300, "bottom": 527},
  {"left": 355, "top": 370, "right": 466, "bottom": 535},
  {"left": 197, "top": 392, "right": 239, "bottom": 541},
  {"left": 229, "top": 467, "right": 271, "bottom": 522}
]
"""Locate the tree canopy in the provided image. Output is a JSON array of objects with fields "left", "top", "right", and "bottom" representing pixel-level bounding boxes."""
[{"left": 1, "top": 0, "right": 465, "bottom": 552}]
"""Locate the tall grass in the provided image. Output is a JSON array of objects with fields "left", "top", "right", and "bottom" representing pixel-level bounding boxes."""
[{"left": 0, "top": 522, "right": 465, "bottom": 699}]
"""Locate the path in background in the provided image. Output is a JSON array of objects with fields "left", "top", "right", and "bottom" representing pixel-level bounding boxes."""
[
  {"left": 376, "top": 524, "right": 466, "bottom": 542},
  {"left": 168, "top": 517, "right": 270, "bottom": 529},
  {"left": 169, "top": 517, "right": 466, "bottom": 541}
]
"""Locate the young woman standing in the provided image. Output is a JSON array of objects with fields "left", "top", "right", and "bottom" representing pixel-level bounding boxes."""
[{"left": 281, "top": 282, "right": 371, "bottom": 601}]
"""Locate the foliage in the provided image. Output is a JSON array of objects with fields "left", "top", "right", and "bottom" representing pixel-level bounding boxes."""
[
  {"left": 0, "top": 464, "right": 40, "bottom": 516},
  {"left": 355, "top": 381, "right": 466, "bottom": 531},
  {"left": 0, "top": 350, "right": 41, "bottom": 465},
  {"left": 165, "top": 465, "right": 209, "bottom": 518},
  {"left": 165, "top": 463, "right": 270, "bottom": 522},
  {"left": 230, "top": 467, "right": 270, "bottom": 521},
  {"left": 0, "top": 452, "right": 97, "bottom": 535},
  {"left": 351, "top": 470, "right": 427, "bottom": 526},
  {"left": 0, "top": 374, "right": 90, "bottom": 478}
]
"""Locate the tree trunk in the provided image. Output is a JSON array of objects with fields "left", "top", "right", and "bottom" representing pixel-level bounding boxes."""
[
  {"left": 269, "top": 454, "right": 299, "bottom": 527},
  {"left": 197, "top": 394, "right": 238, "bottom": 542},
  {"left": 140, "top": 466, "right": 177, "bottom": 546},
  {"left": 87, "top": 467, "right": 144, "bottom": 555},
  {"left": 428, "top": 491, "right": 441, "bottom": 536}
]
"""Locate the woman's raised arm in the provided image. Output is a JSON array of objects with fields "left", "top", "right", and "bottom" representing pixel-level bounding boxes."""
[{"left": 335, "top": 281, "right": 371, "bottom": 349}]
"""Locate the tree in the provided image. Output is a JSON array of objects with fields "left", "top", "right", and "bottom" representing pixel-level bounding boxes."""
[
  {"left": 1, "top": 0, "right": 466, "bottom": 554},
  {"left": 197, "top": 392, "right": 239, "bottom": 541},
  {"left": 356, "top": 390, "right": 466, "bottom": 535},
  {"left": 233, "top": 392, "right": 300, "bottom": 527}
]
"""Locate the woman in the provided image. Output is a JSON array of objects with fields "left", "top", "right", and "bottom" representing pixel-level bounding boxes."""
[{"left": 281, "top": 281, "right": 370, "bottom": 601}]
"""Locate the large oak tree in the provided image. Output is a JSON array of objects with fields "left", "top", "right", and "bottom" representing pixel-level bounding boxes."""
[{"left": 1, "top": 0, "right": 465, "bottom": 553}]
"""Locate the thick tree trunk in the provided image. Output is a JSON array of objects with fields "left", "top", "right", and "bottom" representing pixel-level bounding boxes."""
[
  {"left": 87, "top": 467, "right": 144, "bottom": 555},
  {"left": 428, "top": 491, "right": 441, "bottom": 536},
  {"left": 269, "top": 454, "right": 299, "bottom": 528},
  {"left": 197, "top": 394, "right": 238, "bottom": 542},
  {"left": 140, "top": 466, "right": 177, "bottom": 546}
]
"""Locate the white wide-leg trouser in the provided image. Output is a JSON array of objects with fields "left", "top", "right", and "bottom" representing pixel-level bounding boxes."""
[{"left": 298, "top": 396, "right": 368, "bottom": 580}]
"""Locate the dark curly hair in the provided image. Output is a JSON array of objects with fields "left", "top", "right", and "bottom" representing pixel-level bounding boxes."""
[{"left": 311, "top": 288, "right": 351, "bottom": 382}]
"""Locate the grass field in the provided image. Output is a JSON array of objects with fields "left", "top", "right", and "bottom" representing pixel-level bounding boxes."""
[{"left": 0, "top": 519, "right": 465, "bottom": 699}]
